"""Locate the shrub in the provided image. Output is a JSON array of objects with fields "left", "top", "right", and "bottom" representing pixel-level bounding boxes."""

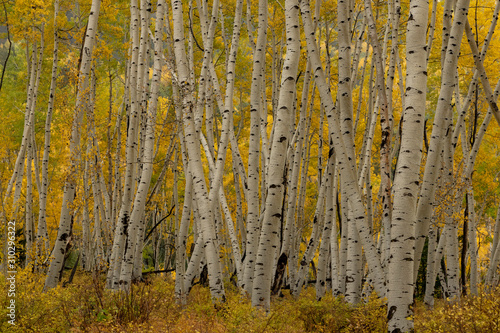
[{"left": 414, "top": 286, "right": 500, "bottom": 332}]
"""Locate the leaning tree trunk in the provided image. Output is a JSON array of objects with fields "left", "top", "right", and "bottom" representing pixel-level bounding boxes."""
[
  {"left": 413, "top": 0, "right": 471, "bottom": 284},
  {"left": 44, "top": 0, "right": 101, "bottom": 291}
]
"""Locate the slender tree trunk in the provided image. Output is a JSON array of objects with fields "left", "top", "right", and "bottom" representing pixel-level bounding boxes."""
[
  {"left": 171, "top": 0, "right": 227, "bottom": 302},
  {"left": 413, "top": 0, "right": 471, "bottom": 284},
  {"left": 44, "top": 0, "right": 101, "bottom": 291},
  {"left": 106, "top": 0, "right": 140, "bottom": 289},
  {"left": 251, "top": 0, "right": 300, "bottom": 311},
  {"left": 300, "top": 0, "right": 386, "bottom": 298},
  {"left": 242, "top": 0, "right": 267, "bottom": 295},
  {"left": 36, "top": 0, "right": 60, "bottom": 265},
  {"left": 118, "top": 0, "right": 165, "bottom": 289}
]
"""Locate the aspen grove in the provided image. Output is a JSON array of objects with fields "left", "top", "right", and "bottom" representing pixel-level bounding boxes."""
[{"left": 1, "top": 0, "right": 500, "bottom": 332}]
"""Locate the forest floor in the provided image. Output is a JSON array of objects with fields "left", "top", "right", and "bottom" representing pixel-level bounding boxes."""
[{"left": 1, "top": 269, "right": 500, "bottom": 332}]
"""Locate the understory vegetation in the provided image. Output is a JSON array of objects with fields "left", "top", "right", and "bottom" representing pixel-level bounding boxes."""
[{"left": 1, "top": 270, "right": 499, "bottom": 332}]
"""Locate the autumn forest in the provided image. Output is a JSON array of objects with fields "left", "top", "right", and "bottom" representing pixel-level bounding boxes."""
[{"left": 1, "top": 0, "right": 500, "bottom": 332}]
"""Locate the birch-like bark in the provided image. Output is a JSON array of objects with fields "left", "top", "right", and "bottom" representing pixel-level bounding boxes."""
[
  {"left": 486, "top": 203, "right": 500, "bottom": 287},
  {"left": 171, "top": 0, "right": 226, "bottom": 302},
  {"left": 464, "top": 21, "right": 500, "bottom": 127},
  {"left": 363, "top": 0, "right": 393, "bottom": 266},
  {"left": 89, "top": 144, "right": 105, "bottom": 269},
  {"left": 273, "top": 62, "right": 312, "bottom": 295},
  {"left": 119, "top": 0, "right": 165, "bottom": 289},
  {"left": 387, "top": 0, "right": 428, "bottom": 331},
  {"left": 293, "top": 155, "right": 332, "bottom": 298},
  {"left": 300, "top": 0, "right": 386, "bottom": 297},
  {"left": 25, "top": 35, "right": 45, "bottom": 266},
  {"left": 424, "top": 224, "right": 446, "bottom": 307},
  {"left": 466, "top": 186, "right": 478, "bottom": 295},
  {"left": 174, "top": 147, "right": 194, "bottom": 303},
  {"left": 36, "top": 0, "right": 59, "bottom": 261},
  {"left": 25, "top": 132, "right": 34, "bottom": 266},
  {"left": 242, "top": 0, "right": 267, "bottom": 295},
  {"left": 3, "top": 45, "right": 35, "bottom": 212},
  {"left": 413, "top": 0, "right": 471, "bottom": 282},
  {"left": 2, "top": 39, "right": 40, "bottom": 273},
  {"left": 44, "top": 0, "right": 101, "bottom": 291},
  {"left": 106, "top": 0, "right": 140, "bottom": 289},
  {"left": 452, "top": 0, "right": 499, "bottom": 148},
  {"left": 330, "top": 175, "right": 341, "bottom": 295},
  {"left": 316, "top": 164, "right": 336, "bottom": 300},
  {"left": 87, "top": 70, "right": 108, "bottom": 269},
  {"left": 200, "top": 133, "right": 243, "bottom": 284},
  {"left": 82, "top": 153, "right": 92, "bottom": 271},
  {"left": 444, "top": 195, "right": 460, "bottom": 301},
  {"left": 251, "top": 0, "right": 300, "bottom": 311},
  {"left": 345, "top": 199, "right": 363, "bottom": 304}
]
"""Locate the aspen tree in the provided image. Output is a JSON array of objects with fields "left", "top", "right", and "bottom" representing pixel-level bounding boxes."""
[
  {"left": 171, "top": 0, "right": 227, "bottom": 302},
  {"left": 242, "top": 0, "right": 267, "bottom": 295},
  {"left": 486, "top": 203, "right": 500, "bottom": 287},
  {"left": 345, "top": 199, "right": 363, "bottom": 304},
  {"left": 363, "top": 0, "right": 393, "bottom": 264},
  {"left": 25, "top": 130, "right": 34, "bottom": 266},
  {"left": 82, "top": 150, "right": 92, "bottom": 271},
  {"left": 24, "top": 33, "right": 44, "bottom": 266},
  {"left": 2, "top": 36, "right": 42, "bottom": 272},
  {"left": 413, "top": 0, "right": 471, "bottom": 284},
  {"left": 466, "top": 187, "right": 478, "bottom": 295},
  {"left": 4, "top": 45, "right": 35, "bottom": 214},
  {"left": 200, "top": 134, "right": 243, "bottom": 284},
  {"left": 251, "top": 0, "right": 300, "bottom": 310},
  {"left": 300, "top": 0, "right": 386, "bottom": 297},
  {"left": 44, "top": 0, "right": 101, "bottom": 291},
  {"left": 119, "top": 0, "right": 165, "bottom": 289},
  {"left": 86, "top": 70, "right": 109, "bottom": 269},
  {"left": 106, "top": 0, "right": 140, "bottom": 289},
  {"left": 293, "top": 157, "right": 331, "bottom": 298},
  {"left": 424, "top": 222, "right": 443, "bottom": 307},
  {"left": 36, "top": 0, "right": 60, "bottom": 263},
  {"left": 387, "top": 0, "right": 428, "bottom": 330},
  {"left": 275, "top": 62, "right": 312, "bottom": 295},
  {"left": 316, "top": 158, "right": 337, "bottom": 300}
]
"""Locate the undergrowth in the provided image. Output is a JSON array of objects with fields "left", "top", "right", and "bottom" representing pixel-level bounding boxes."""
[
  {"left": 0, "top": 268, "right": 499, "bottom": 332},
  {"left": 414, "top": 286, "right": 500, "bottom": 332}
]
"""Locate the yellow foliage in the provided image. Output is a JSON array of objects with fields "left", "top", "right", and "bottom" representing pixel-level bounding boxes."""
[
  {"left": 0, "top": 270, "right": 386, "bottom": 332},
  {"left": 414, "top": 286, "right": 500, "bottom": 332}
]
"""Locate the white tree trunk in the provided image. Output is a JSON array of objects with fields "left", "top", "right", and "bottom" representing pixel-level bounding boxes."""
[
  {"left": 36, "top": 0, "right": 60, "bottom": 263},
  {"left": 413, "top": 0, "right": 471, "bottom": 284},
  {"left": 387, "top": 0, "right": 428, "bottom": 330},
  {"left": 300, "top": 0, "right": 386, "bottom": 297},
  {"left": 251, "top": 0, "right": 300, "bottom": 311},
  {"left": 171, "top": 0, "right": 226, "bottom": 302},
  {"left": 106, "top": 0, "right": 140, "bottom": 289},
  {"left": 242, "top": 0, "right": 267, "bottom": 295},
  {"left": 44, "top": 0, "right": 101, "bottom": 291},
  {"left": 119, "top": 0, "right": 165, "bottom": 289}
]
